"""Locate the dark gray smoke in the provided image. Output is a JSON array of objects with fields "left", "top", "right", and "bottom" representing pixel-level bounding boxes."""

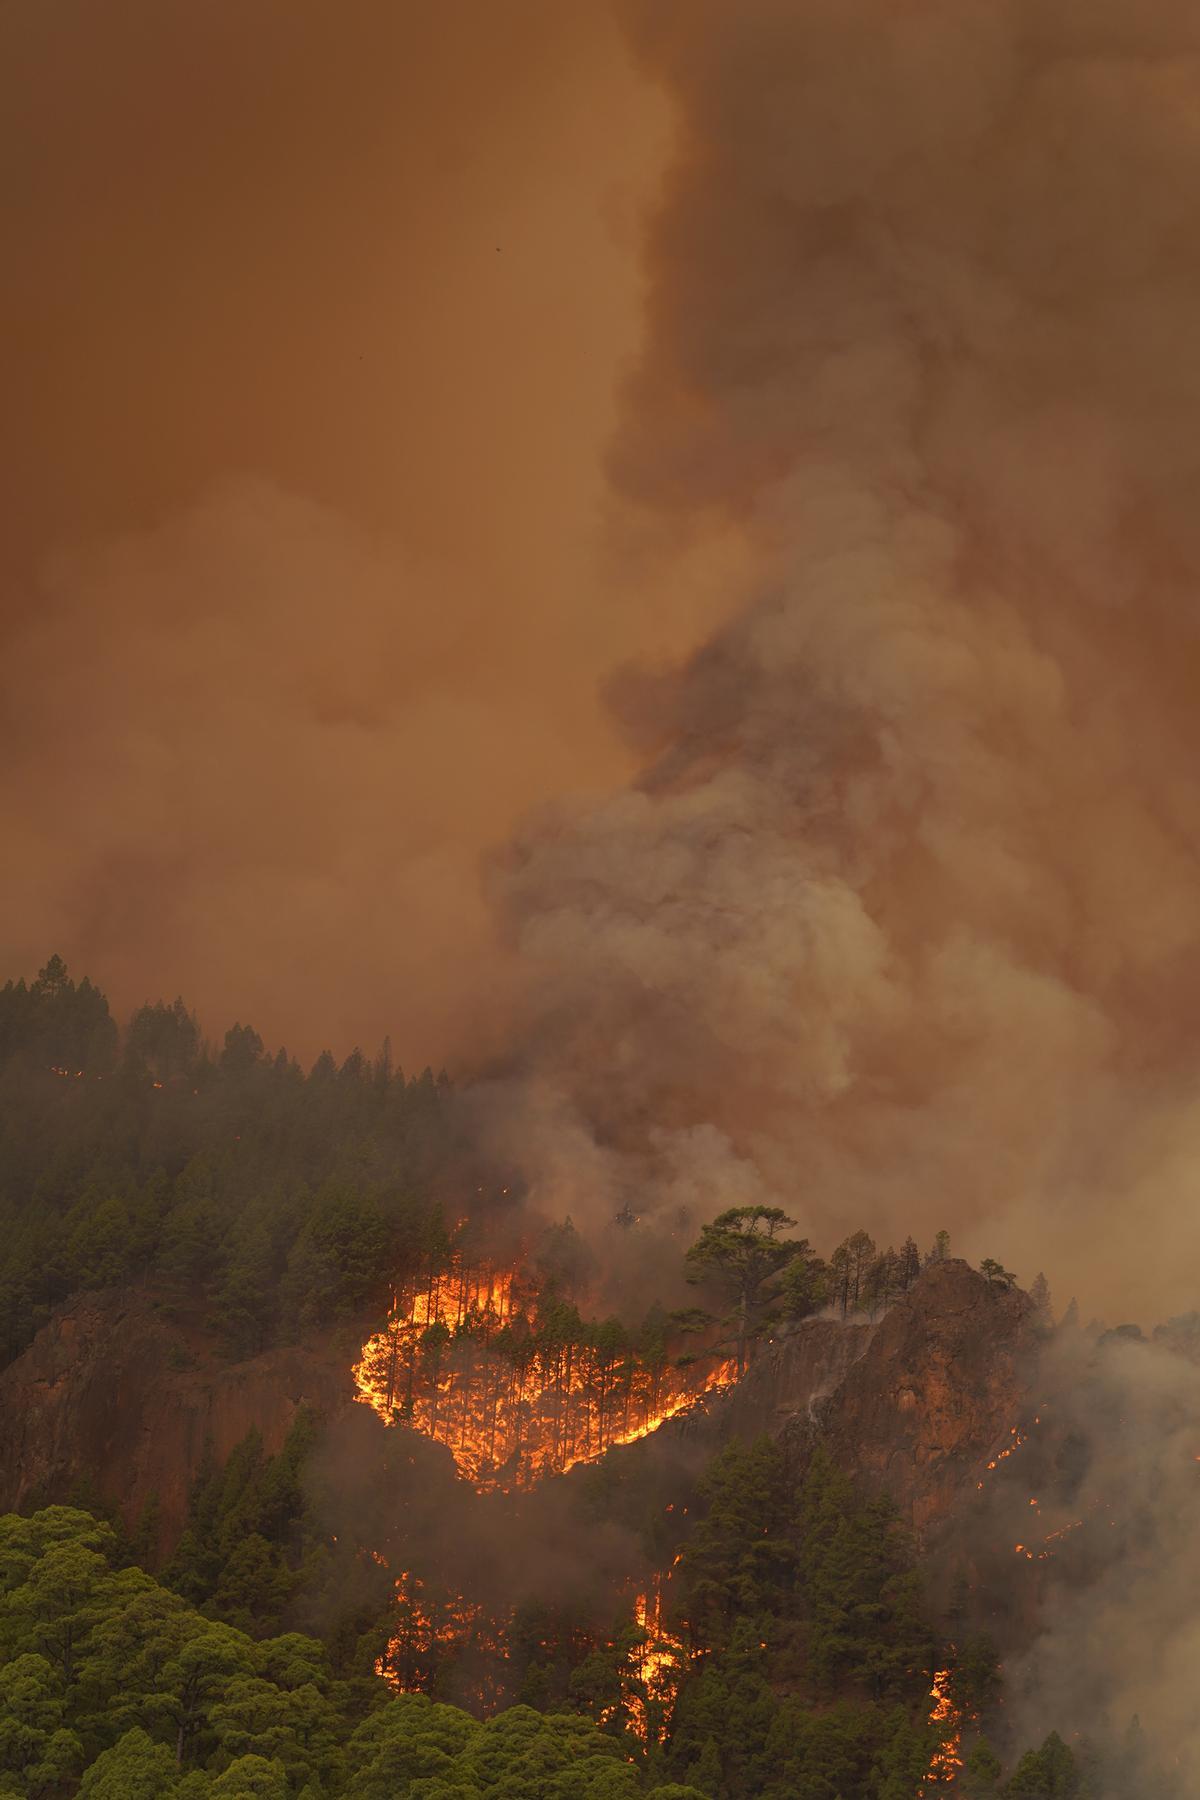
[{"left": 480, "top": 0, "right": 1200, "bottom": 1327}]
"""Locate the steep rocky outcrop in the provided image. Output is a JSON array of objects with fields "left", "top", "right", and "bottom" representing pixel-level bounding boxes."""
[
  {"left": 630, "top": 1260, "right": 1038, "bottom": 1542},
  {"left": 0, "top": 1290, "right": 352, "bottom": 1545},
  {"left": 799, "top": 1259, "right": 1038, "bottom": 1534},
  {"left": 720, "top": 1317, "right": 876, "bottom": 1438},
  {"left": 0, "top": 1259, "right": 1037, "bottom": 1553}
]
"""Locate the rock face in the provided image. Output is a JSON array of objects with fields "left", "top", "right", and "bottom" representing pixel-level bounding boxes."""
[
  {"left": 0, "top": 1260, "right": 1036, "bottom": 1553},
  {"left": 0, "top": 1290, "right": 352, "bottom": 1547},
  {"left": 801, "top": 1259, "right": 1038, "bottom": 1535},
  {"left": 723, "top": 1317, "right": 875, "bottom": 1438},
  {"left": 629, "top": 1260, "right": 1037, "bottom": 1543}
]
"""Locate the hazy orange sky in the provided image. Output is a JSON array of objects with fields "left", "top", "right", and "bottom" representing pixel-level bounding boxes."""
[
  {"left": 0, "top": 0, "right": 740, "bottom": 1063},
  {"left": 11, "top": 0, "right": 1200, "bottom": 1325}
]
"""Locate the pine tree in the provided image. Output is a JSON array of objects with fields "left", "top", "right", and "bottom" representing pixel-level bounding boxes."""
[
  {"left": 687, "top": 1736, "right": 722, "bottom": 1798},
  {"left": 863, "top": 1247, "right": 900, "bottom": 1316},
  {"left": 779, "top": 1247, "right": 828, "bottom": 1321},
  {"left": 875, "top": 1705, "right": 935, "bottom": 1799},
  {"left": 678, "top": 1438, "right": 797, "bottom": 1651},
  {"left": 128, "top": 1495, "right": 162, "bottom": 1572},
  {"left": 961, "top": 1737, "right": 1003, "bottom": 1797},
  {"left": 898, "top": 1237, "right": 921, "bottom": 1289},
  {"left": 828, "top": 1230, "right": 877, "bottom": 1315},
  {"left": 1029, "top": 1271, "right": 1053, "bottom": 1323},
  {"left": 953, "top": 1633, "right": 1001, "bottom": 1716},
  {"left": 685, "top": 1207, "right": 803, "bottom": 1373},
  {"left": 1006, "top": 1730, "right": 1083, "bottom": 1798}
]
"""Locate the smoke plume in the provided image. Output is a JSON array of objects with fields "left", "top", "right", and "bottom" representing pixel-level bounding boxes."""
[
  {"left": 964, "top": 1321, "right": 1200, "bottom": 1786},
  {"left": 481, "top": 0, "right": 1200, "bottom": 1324}
]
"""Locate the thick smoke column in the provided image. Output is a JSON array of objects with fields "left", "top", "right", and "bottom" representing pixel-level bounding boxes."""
[{"left": 484, "top": 0, "right": 1200, "bottom": 1320}]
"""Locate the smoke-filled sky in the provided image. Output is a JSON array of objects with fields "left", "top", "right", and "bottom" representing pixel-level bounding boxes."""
[
  {"left": 0, "top": 0, "right": 735, "bottom": 1062},
  {"left": 7, "top": 1, "right": 1200, "bottom": 1318},
  {"left": 480, "top": 0, "right": 1200, "bottom": 1322}
]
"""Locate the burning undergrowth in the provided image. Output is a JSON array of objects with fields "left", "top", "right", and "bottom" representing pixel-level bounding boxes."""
[
  {"left": 306, "top": 1360, "right": 715, "bottom": 1732},
  {"left": 336, "top": 1213, "right": 736, "bottom": 1735},
  {"left": 353, "top": 1251, "right": 736, "bottom": 1492}
]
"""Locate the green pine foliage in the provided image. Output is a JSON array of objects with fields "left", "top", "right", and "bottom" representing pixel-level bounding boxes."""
[
  {"left": 1004, "top": 1730, "right": 1085, "bottom": 1798},
  {"left": 164, "top": 1415, "right": 321, "bottom": 1638},
  {"left": 131, "top": 1423, "right": 1153, "bottom": 1800},
  {"left": 0, "top": 964, "right": 1169, "bottom": 1798},
  {"left": 0, "top": 1507, "right": 695, "bottom": 1798},
  {"left": 662, "top": 1439, "right": 941, "bottom": 1798},
  {"left": 0, "top": 960, "right": 459, "bottom": 1367}
]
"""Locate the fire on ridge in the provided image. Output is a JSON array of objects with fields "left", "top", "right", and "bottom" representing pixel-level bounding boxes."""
[{"left": 353, "top": 1256, "right": 737, "bottom": 1491}]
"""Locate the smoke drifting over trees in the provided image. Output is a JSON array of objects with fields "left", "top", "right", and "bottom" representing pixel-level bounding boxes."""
[
  {"left": 480, "top": 0, "right": 1200, "bottom": 1326},
  {"left": 958, "top": 1320, "right": 1200, "bottom": 1790},
  {"left": 6, "top": 0, "right": 1199, "bottom": 1329},
  {"left": 2, "top": 7, "right": 1200, "bottom": 1778}
]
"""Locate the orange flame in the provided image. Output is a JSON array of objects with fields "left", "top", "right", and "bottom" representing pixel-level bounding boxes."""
[
  {"left": 919, "top": 1667, "right": 963, "bottom": 1790},
  {"left": 353, "top": 1259, "right": 736, "bottom": 1491},
  {"left": 625, "top": 1580, "right": 689, "bottom": 1744},
  {"left": 372, "top": 1567, "right": 511, "bottom": 1709},
  {"left": 975, "top": 1418, "right": 1041, "bottom": 1490}
]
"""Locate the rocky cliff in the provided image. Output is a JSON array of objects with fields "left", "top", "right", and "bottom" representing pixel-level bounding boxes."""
[
  {"left": 802, "top": 1259, "right": 1038, "bottom": 1534},
  {"left": 0, "top": 1289, "right": 351, "bottom": 1546},
  {"left": 630, "top": 1259, "right": 1039, "bottom": 1541},
  {"left": 0, "top": 1259, "right": 1038, "bottom": 1551}
]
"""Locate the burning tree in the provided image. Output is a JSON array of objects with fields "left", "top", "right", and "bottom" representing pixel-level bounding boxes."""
[
  {"left": 569, "top": 1579, "right": 690, "bottom": 1749},
  {"left": 354, "top": 1256, "right": 736, "bottom": 1491}
]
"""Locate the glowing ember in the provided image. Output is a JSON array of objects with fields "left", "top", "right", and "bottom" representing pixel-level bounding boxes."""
[
  {"left": 354, "top": 1258, "right": 736, "bottom": 1490},
  {"left": 919, "top": 1667, "right": 963, "bottom": 1790},
  {"left": 975, "top": 1418, "right": 1041, "bottom": 1490},
  {"left": 1014, "top": 1517, "right": 1084, "bottom": 1562}
]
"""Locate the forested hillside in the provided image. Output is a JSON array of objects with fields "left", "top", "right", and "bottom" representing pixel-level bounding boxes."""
[
  {"left": 0, "top": 961, "right": 1182, "bottom": 1797},
  {"left": 0, "top": 959, "right": 459, "bottom": 1367},
  {"left": 0, "top": 1454, "right": 1114, "bottom": 1799}
]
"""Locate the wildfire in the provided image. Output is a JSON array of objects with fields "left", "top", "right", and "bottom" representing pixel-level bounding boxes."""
[
  {"left": 370, "top": 1559, "right": 691, "bottom": 1742},
  {"left": 1014, "top": 1516, "right": 1085, "bottom": 1562},
  {"left": 354, "top": 1259, "right": 736, "bottom": 1491},
  {"left": 625, "top": 1580, "right": 689, "bottom": 1745},
  {"left": 920, "top": 1667, "right": 963, "bottom": 1790},
  {"left": 975, "top": 1417, "right": 1044, "bottom": 1490},
  {"left": 373, "top": 1567, "right": 510, "bottom": 1709}
]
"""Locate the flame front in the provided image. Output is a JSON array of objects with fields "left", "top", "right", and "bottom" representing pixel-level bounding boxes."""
[
  {"left": 920, "top": 1667, "right": 963, "bottom": 1790},
  {"left": 627, "top": 1581, "right": 688, "bottom": 1744},
  {"left": 354, "top": 1259, "right": 736, "bottom": 1491},
  {"left": 373, "top": 1567, "right": 510, "bottom": 1709}
]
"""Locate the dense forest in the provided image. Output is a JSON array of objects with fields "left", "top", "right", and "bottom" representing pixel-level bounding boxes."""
[
  {"left": 0, "top": 962, "right": 1179, "bottom": 1797},
  {"left": 0, "top": 960, "right": 1023, "bottom": 1376},
  {"left": 0, "top": 958, "right": 461, "bottom": 1369},
  {"left": 3, "top": 1447, "right": 1123, "bottom": 1799}
]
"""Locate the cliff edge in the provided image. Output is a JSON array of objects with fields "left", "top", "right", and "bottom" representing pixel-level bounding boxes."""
[{"left": 0, "top": 1289, "right": 351, "bottom": 1544}]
